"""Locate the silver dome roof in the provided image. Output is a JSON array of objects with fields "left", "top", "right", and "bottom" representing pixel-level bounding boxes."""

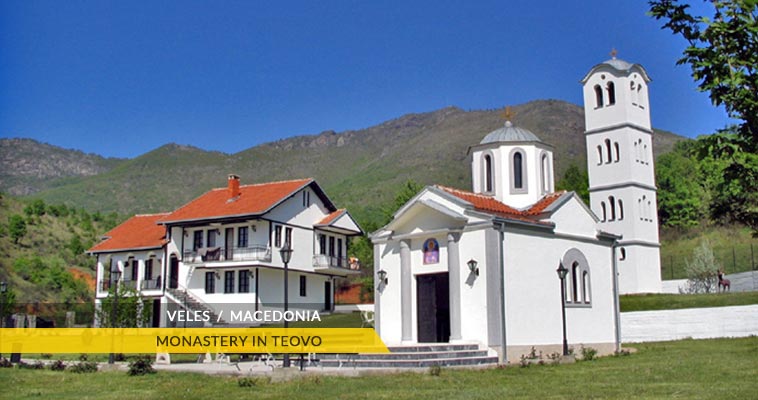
[{"left": 480, "top": 121, "right": 541, "bottom": 144}]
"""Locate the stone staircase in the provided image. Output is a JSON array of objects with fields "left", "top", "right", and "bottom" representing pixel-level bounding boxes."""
[
  {"left": 318, "top": 343, "right": 498, "bottom": 368},
  {"left": 166, "top": 287, "right": 227, "bottom": 325}
]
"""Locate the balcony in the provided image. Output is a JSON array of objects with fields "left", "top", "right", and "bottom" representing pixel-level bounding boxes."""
[
  {"left": 312, "top": 254, "right": 360, "bottom": 275},
  {"left": 121, "top": 280, "right": 137, "bottom": 290},
  {"left": 183, "top": 245, "right": 271, "bottom": 264},
  {"left": 141, "top": 279, "right": 162, "bottom": 290}
]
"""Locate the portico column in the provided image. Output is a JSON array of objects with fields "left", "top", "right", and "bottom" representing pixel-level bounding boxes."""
[
  {"left": 400, "top": 239, "right": 413, "bottom": 342},
  {"left": 447, "top": 232, "right": 462, "bottom": 341}
]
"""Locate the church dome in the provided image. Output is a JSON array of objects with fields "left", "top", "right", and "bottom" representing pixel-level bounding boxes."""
[
  {"left": 601, "top": 57, "right": 634, "bottom": 72},
  {"left": 480, "top": 121, "right": 541, "bottom": 144}
]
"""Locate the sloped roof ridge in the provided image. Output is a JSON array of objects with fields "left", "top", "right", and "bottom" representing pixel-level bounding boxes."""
[{"left": 207, "top": 177, "right": 314, "bottom": 191}]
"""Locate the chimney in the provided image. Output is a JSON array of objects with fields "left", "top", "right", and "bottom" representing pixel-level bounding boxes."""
[{"left": 228, "top": 174, "right": 241, "bottom": 198}]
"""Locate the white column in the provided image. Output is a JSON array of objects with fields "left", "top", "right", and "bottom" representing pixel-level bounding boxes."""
[
  {"left": 400, "top": 239, "right": 413, "bottom": 342},
  {"left": 447, "top": 232, "right": 462, "bottom": 341}
]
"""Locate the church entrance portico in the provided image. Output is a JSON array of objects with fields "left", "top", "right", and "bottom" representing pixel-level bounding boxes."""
[{"left": 416, "top": 272, "right": 450, "bottom": 343}]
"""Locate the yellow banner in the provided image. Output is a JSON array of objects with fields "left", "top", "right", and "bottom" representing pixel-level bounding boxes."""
[{"left": 0, "top": 328, "right": 388, "bottom": 354}]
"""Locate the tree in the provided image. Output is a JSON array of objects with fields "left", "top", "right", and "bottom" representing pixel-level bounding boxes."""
[
  {"left": 23, "top": 199, "right": 46, "bottom": 217},
  {"left": 0, "top": 288, "right": 17, "bottom": 327},
  {"left": 681, "top": 239, "right": 720, "bottom": 293},
  {"left": 649, "top": 0, "right": 758, "bottom": 148},
  {"left": 96, "top": 286, "right": 152, "bottom": 328},
  {"left": 555, "top": 163, "right": 589, "bottom": 203},
  {"left": 382, "top": 179, "right": 424, "bottom": 224},
  {"left": 8, "top": 214, "right": 27, "bottom": 244},
  {"left": 650, "top": 1, "right": 758, "bottom": 233},
  {"left": 656, "top": 142, "right": 708, "bottom": 227}
]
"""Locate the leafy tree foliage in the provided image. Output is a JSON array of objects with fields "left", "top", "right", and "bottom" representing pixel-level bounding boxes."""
[
  {"left": 650, "top": 0, "right": 758, "bottom": 147},
  {"left": 382, "top": 179, "right": 424, "bottom": 223},
  {"left": 555, "top": 163, "right": 589, "bottom": 203},
  {"left": 8, "top": 214, "right": 26, "bottom": 244},
  {"left": 23, "top": 199, "right": 47, "bottom": 217},
  {"left": 656, "top": 142, "right": 708, "bottom": 227},
  {"left": 96, "top": 286, "right": 152, "bottom": 328},
  {"left": 681, "top": 239, "right": 720, "bottom": 293},
  {"left": 0, "top": 287, "right": 16, "bottom": 326}
]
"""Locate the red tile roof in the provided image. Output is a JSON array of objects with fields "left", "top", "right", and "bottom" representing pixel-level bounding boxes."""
[
  {"left": 88, "top": 213, "right": 169, "bottom": 253},
  {"left": 317, "top": 209, "right": 346, "bottom": 226},
  {"left": 160, "top": 178, "right": 313, "bottom": 224},
  {"left": 435, "top": 185, "right": 565, "bottom": 223}
]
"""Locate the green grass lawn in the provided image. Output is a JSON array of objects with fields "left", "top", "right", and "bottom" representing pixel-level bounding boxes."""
[
  {"left": 1, "top": 337, "right": 756, "bottom": 399},
  {"left": 620, "top": 291, "right": 758, "bottom": 312}
]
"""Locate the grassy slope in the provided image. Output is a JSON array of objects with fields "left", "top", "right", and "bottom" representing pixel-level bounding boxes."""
[
  {"left": 1, "top": 337, "right": 756, "bottom": 399},
  {"left": 620, "top": 292, "right": 758, "bottom": 312},
  {"left": 659, "top": 225, "right": 757, "bottom": 280}
]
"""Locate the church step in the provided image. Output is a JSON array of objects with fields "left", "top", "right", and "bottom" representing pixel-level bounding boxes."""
[
  {"left": 318, "top": 356, "right": 498, "bottom": 368},
  {"left": 386, "top": 344, "right": 480, "bottom": 353},
  {"left": 319, "top": 349, "right": 489, "bottom": 361}
]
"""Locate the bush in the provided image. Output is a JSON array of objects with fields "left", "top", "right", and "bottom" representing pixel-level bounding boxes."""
[
  {"left": 69, "top": 361, "right": 98, "bottom": 373},
  {"left": 127, "top": 356, "right": 155, "bottom": 376},
  {"left": 49, "top": 360, "right": 66, "bottom": 371},
  {"left": 581, "top": 345, "right": 597, "bottom": 361},
  {"left": 0, "top": 357, "right": 12, "bottom": 368},
  {"left": 17, "top": 361, "right": 45, "bottom": 370},
  {"left": 681, "top": 240, "right": 720, "bottom": 294},
  {"left": 237, "top": 376, "right": 270, "bottom": 387}
]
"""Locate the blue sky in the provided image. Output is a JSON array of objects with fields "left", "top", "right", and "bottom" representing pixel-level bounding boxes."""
[{"left": 0, "top": 1, "right": 735, "bottom": 158}]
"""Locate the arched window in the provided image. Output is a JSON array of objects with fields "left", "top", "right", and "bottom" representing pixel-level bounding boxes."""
[
  {"left": 483, "top": 154, "right": 493, "bottom": 193},
  {"left": 634, "top": 141, "right": 639, "bottom": 162},
  {"left": 594, "top": 85, "right": 604, "bottom": 108},
  {"left": 606, "top": 81, "right": 616, "bottom": 105},
  {"left": 638, "top": 198, "right": 643, "bottom": 220},
  {"left": 605, "top": 139, "right": 612, "bottom": 164},
  {"left": 637, "top": 84, "right": 645, "bottom": 108},
  {"left": 618, "top": 199, "right": 624, "bottom": 220},
  {"left": 630, "top": 81, "right": 638, "bottom": 105},
  {"left": 648, "top": 200, "right": 652, "bottom": 222},
  {"left": 609, "top": 196, "right": 616, "bottom": 221},
  {"left": 597, "top": 145, "right": 603, "bottom": 165},
  {"left": 642, "top": 195, "right": 647, "bottom": 220},
  {"left": 619, "top": 247, "right": 626, "bottom": 261},
  {"left": 643, "top": 144, "right": 649, "bottom": 164},
  {"left": 614, "top": 142, "right": 620, "bottom": 162},
  {"left": 600, "top": 201, "right": 607, "bottom": 222},
  {"left": 514, "top": 152, "right": 523, "bottom": 188},
  {"left": 541, "top": 153, "right": 550, "bottom": 194},
  {"left": 509, "top": 149, "right": 527, "bottom": 193},
  {"left": 562, "top": 249, "right": 591, "bottom": 306}
]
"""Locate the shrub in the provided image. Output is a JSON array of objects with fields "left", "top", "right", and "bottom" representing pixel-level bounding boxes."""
[
  {"left": 0, "top": 358, "right": 12, "bottom": 368},
  {"left": 580, "top": 345, "right": 597, "bottom": 361},
  {"left": 681, "top": 240, "right": 720, "bottom": 294},
  {"left": 237, "top": 376, "right": 270, "bottom": 387},
  {"left": 17, "top": 361, "right": 45, "bottom": 370},
  {"left": 69, "top": 361, "right": 98, "bottom": 373},
  {"left": 127, "top": 356, "right": 155, "bottom": 376},
  {"left": 49, "top": 360, "right": 66, "bottom": 371}
]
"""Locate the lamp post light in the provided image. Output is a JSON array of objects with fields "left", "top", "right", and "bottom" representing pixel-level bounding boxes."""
[
  {"left": 279, "top": 242, "right": 293, "bottom": 368},
  {"left": 1, "top": 282, "right": 7, "bottom": 329},
  {"left": 556, "top": 264, "right": 569, "bottom": 356},
  {"left": 108, "top": 265, "right": 122, "bottom": 365},
  {"left": 467, "top": 259, "right": 479, "bottom": 276}
]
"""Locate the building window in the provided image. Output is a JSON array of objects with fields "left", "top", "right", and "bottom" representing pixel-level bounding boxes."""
[
  {"left": 238, "top": 226, "right": 248, "bottom": 248},
  {"left": 606, "top": 81, "right": 616, "bottom": 105},
  {"left": 319, "top": 234, "right": 327, "bottom": 255},
  {"left": 609, "top": 196, "right": 616, "bottom": 221},
  {"left": 207, "top": 230, "right": 217, "bottom": 247},
  {"left": 597, "top": 145, "right": 603, "bottom": 165},
  {"left": 541, "top": 153, "right": 550, "bottom": 194},
  {"left": 328, "top": 236, "right": 335, "bottom": 257},
  {"left": 630, "top": 81, "right": 638, "bottom": 105},
  {"left": 513, "top": 152, "right": 523, "bottom": 189},
  {"left": 563, "top": 248, "right": 591, "bottom": 306},
  {"left": 648, "top": 200, "right": 653, "bottom": 222},
  {"left": 605, "top": 139, "right": 612, "bottom": 164},
  {"left": 238, "top": 270, "right": 249, "bottom": 293},
  {"left": 484, "top": 154, "right": 493, "bottom": 193},
  {"left": 614, "top": 142, "right": 620, "bottom": 162},
  {"left": 634, "top": 141, "right": 639, "bottom": 162},
  {"left": 299, "top": 275, "right": 307, "bottom": 297},
  {"left": 193, "top": 230, "right": 204, "bottom": 250},
  {"left": 600, "top": 201, "right": 607, "bottom": 222},
  {"left": 618, "top": 199, "right": 624, "bottom": 220},
  {"left": 130, "top": 258, "right": 138, "bottom": 281},
  {"left": 302, "top": 191, "right": 310, "bottom": 207},
  {"left": 643, "top": 144, "right": 649, "bottom": 164},
  {"left": 144, "top": 259, "right": 153, "bottom": 280},
  {"left": 285, "top": 227, "right": 293, "bottom": 247},
  {"left": 619, "top": 247, "right": 626, "bottom": 261},
  {"left": 337, "top": 238, "right": 343, "bottom": 261},
  {"left": 205, "top": 272, "right": 215, "bottom": 294},
  {"left": 594, "top": 85, "right": 604, "bottom": 108},
  {"left": 274, "top": 225, "right": 282, "bottom": 247},
  {"left": 224, "top": 271, "right": 235, "bottom": 294}
]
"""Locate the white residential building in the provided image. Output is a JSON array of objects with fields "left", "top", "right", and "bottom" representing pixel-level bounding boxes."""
[{"left": 90, "top": 176, "right": 362, "bottom": 327}]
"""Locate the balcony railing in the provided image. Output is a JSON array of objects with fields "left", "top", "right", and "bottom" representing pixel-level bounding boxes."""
[
  {"left": 312, "top": 255, "right": 359, "bottom": 271},
  {"left": 141, "top": 278, "right": 162, "bottom": 290},
  {"left": 183, "top": 245, "right": 271, "bottom": 264}
]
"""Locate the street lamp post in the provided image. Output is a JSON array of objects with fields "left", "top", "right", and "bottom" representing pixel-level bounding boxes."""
[
  {"left": 279, "top": 242, "right": 293, "bottom": 368},
  {"left": 556, "top": 264, "right": 569, "bottom": 356},
  {"left": 108, "top": 265, "right": 122, "bottom": 364},
  {"left": 0, "top": 282, "right": 7, "bottom": 329}
]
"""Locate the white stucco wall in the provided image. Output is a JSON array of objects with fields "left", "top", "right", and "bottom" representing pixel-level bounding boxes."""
[{"left": 621, "top": 305, "right": 758, "bottom": 342}]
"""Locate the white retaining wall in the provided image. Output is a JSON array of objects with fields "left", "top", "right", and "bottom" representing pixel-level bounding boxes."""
[{"left": 621, "top": 304, "right": 758, "bottom": 343}]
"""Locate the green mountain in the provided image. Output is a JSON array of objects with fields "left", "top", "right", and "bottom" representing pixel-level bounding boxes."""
[{"left": 4, "top": 100, "right": 686, "bottom": 226}]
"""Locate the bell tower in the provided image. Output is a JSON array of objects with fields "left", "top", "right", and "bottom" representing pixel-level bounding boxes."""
[{"left": 581, "top": 53, "right": 661, "bottom": 294}]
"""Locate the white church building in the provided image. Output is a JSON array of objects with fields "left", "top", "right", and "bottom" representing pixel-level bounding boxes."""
[{"left": 371, "top": 57, "right": 662, "bottom": 363}]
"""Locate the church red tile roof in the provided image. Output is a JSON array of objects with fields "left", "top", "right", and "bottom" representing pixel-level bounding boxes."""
[
  {"left": 316, "top": 209, "right": 346, "bottom": 226},
  {"left": 160, "top": 178, "right": 313, "bottom": 224},
  {"left": 88, "top": 213, "right": 169, "bottom": 253},
  {"left": 435, "top": 185, "right": 566, "bottom": 222}
]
